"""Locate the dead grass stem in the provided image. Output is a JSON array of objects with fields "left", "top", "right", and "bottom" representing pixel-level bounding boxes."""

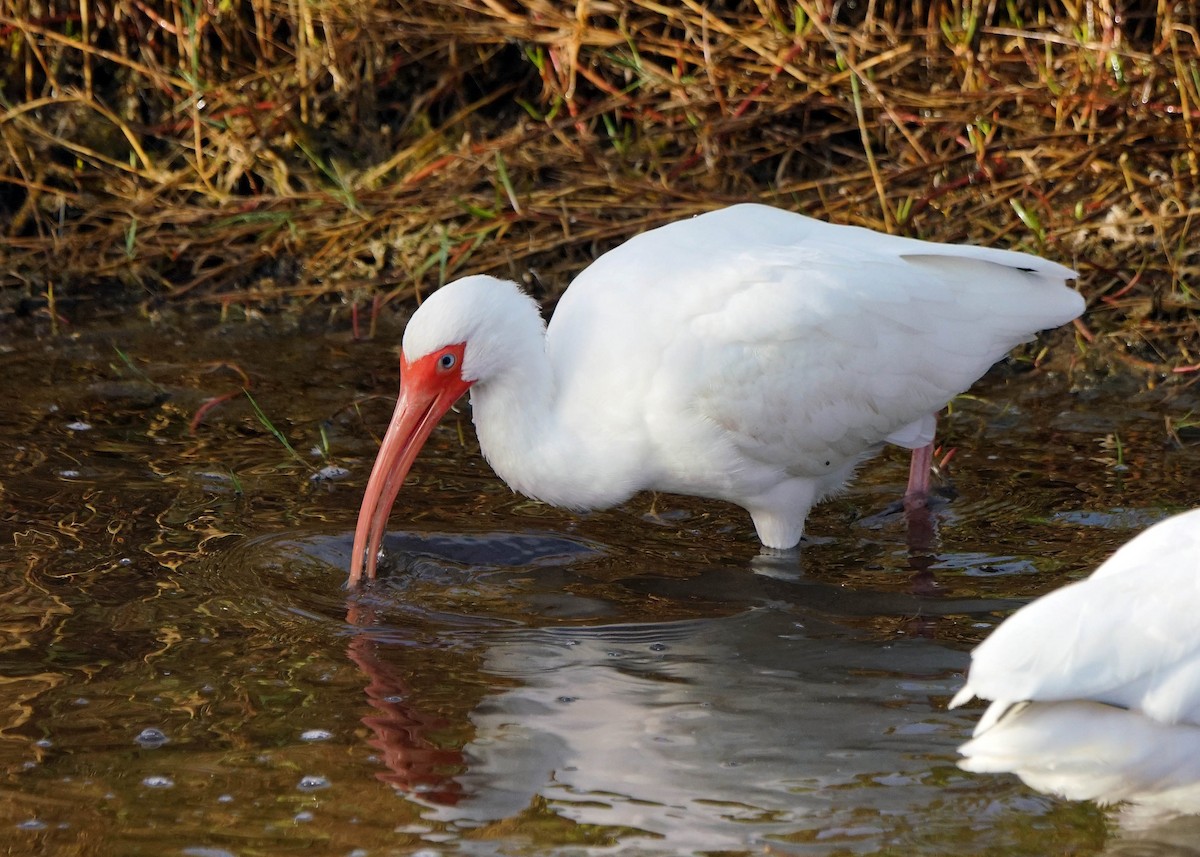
[{"left": 0, "top": 1, "right": 1198, "bottom": 366}]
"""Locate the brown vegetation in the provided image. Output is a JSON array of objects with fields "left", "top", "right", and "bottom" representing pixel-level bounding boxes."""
[{"left": 1, "top": 1, "right": 1198, "bottom": 364}]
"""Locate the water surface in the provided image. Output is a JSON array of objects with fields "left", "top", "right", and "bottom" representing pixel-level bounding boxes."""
[{"left": 1, "top": 309, "right": 1198, "bottom": 855}]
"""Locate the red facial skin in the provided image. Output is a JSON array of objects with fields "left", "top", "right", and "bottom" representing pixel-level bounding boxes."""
[{"left": 349, "top": 343, "right": 471, "bottom": 586}]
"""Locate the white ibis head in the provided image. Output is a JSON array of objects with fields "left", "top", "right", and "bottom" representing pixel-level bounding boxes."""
[{"left": 349, "top": 276, "right": 545, "bottom": 585}]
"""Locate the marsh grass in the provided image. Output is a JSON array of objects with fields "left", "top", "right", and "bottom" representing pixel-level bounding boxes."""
[{"left": 1, "top": 1, "right": 1198, "bottom": 367}]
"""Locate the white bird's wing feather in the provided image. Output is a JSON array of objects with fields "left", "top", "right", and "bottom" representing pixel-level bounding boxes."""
[
  {"left": 546, "top": 204, "right": 1082, "bottom": 493},
  {"left": 952, "top": 509, "right": 1200, "bottom": 731}
]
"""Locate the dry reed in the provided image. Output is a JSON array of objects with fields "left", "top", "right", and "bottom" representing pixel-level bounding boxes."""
[{"left": 1, "top": 1, "right": 1198, "bottom": 365}]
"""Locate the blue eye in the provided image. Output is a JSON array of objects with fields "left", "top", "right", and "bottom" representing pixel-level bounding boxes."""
[{"left": 438, "top": 352, "right": 457, "bottom": 371}]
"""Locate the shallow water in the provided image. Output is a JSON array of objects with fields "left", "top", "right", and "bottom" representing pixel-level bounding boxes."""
[{"left": 2, "top": 309, "right": 1199, "bottom": 855}]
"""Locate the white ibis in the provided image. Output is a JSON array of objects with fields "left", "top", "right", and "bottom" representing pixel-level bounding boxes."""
[
  {"left": 951, "top": 508, "right": 1200, "bottom": 734},
  {"left": 350, "top": 203, "right": 1083, "bottom": 584}
]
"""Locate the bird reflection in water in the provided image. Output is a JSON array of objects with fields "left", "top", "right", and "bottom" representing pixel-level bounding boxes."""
[
  {"left": 342, "top": 587, "right": 974, "bottom": 852},
  {"left": 344, "top": 602, "right": 465, "bottom": 806}
]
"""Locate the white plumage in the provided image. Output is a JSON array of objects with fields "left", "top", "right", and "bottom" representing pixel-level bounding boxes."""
[
  {"left": 951, "top": 508, "right": 1200, "bottom": 734},
  {"left": 350, "top": 203, "right": 1083, "bottom": 583}
]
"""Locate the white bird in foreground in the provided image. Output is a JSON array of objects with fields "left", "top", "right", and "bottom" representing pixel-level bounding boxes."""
[
  {"left": 951, "top": 508, "right": 1200, "bottom": 734},
  {"left": 349, "top": 203, "right": 1083, "bottom": 584}
]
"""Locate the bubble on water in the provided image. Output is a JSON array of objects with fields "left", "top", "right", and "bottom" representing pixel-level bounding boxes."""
[
  {"left": 182, "top": 848, "right": 238, "bottom": 857},
  {"left": 16, "top": 819, "right": 47, "bottom": 831},
  {"left": 66, "top": 421, "right": 92, "bottom": 431},
  {"left": 142, "top": 775, "right": 174, "bottom": 788},
  {"left": 135, "top": 728, "right": 169, "bottom": 748},
  {"left": 649, "top": 643, "right": 668, "bottom": 652},
  {"left": 300, "top": 729, "right": 333, "bottom": 742},
  {"left": 58, "top": 470, "right": 81, "bottom": 479},
  {"left": 73, "top": 697, "right": 89, "bottom": 706},
  {"left": 294, "top": 810, "right": 314, "bottom": 823},
  {"left": 118, "top": 557, "right": 133, "bottom": 566},
  {"left": 217, "top": 794, "right": 234, "bottom": 804},
  {"left": 297, "top": 775, "right": 329, "bottom": 792},
  {"left": 34, "top": 739, "right": 52, "bottom": 748}
]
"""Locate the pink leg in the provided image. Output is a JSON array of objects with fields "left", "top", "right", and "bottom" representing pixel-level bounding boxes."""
[
  {"left": 904, "top": 434, "right": 936, "bottom": 552},
  {"left": 905, "top": 441, "right": 934, "bottom": 505}
]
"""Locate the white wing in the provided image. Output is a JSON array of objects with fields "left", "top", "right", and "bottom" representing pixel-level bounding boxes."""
[
  {"left": 952, "top": 508, "right": 1200, "bottom": 731},
  {"left": 547, "top": 204, "right": 1082, "bottom": 490}
]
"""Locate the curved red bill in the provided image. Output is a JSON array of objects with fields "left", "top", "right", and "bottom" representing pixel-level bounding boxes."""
[{"left": 348, "top": 344, "right": 471, "bottom": 586}]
